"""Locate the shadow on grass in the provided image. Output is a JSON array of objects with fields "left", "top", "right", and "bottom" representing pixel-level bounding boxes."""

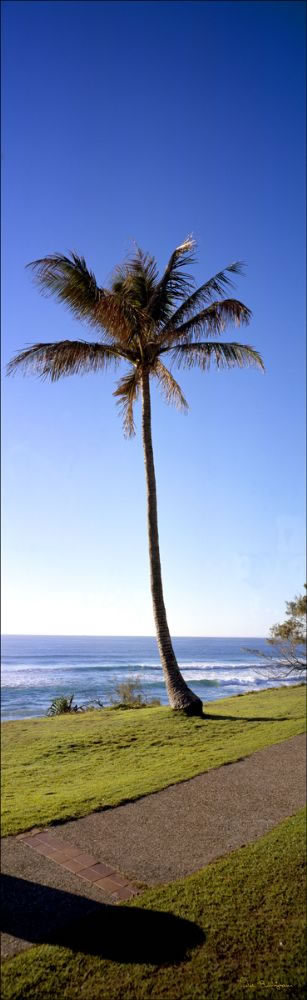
[
  {"left": 202, "top": 713, "right": 292, "bottom": 722},
  {"left": 1, "top": 874, "right": 204, "bottom": 963}
]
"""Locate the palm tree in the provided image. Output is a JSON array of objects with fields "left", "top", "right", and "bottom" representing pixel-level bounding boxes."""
[{"left": 7, "top": 238, "right": 264, "bottom": 716}]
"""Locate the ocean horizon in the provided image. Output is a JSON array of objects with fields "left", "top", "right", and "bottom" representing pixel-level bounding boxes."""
[{"left": 1, "top": 633, "right": 302, "bottom": 722}]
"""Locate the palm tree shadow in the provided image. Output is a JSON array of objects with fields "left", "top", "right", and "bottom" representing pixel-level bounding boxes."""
[
  {"left": 203, "top": 713, "right": 291, "bottom": 722},
  {"left": 1, "top": 874, "right": 204, "bottom": 963}
]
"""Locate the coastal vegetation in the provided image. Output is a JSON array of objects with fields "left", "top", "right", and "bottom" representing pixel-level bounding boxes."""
[
  {"left": 46, "top": 695, "right": 80, "bottom": 716},
  {"left": 7, "top": 239, "right": 264, "bottom": 716},
  {"left": 2, "top": 808, "right": 305, "bottom": 999},
  {"left": 2, "top": 686, "right": 305, "bottom": 837},
  {"left": 46, "top": 678, "right": 161, "bottom": 715},
  {"left": 246, "top": 585, "right": 307, "bottom": 676},
  {"left": 111, "top": 677, "right": 160, "bottom": 709}
]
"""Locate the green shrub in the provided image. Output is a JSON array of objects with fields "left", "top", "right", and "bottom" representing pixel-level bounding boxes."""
[
  {"left": 46, "top": 681, "right": 160, "bottom": 716},
  {"left": 82, "top": 698, "right": 105, "bottom": 711},
  {"left": 111, "top": 676, "right": 160, "bottom": 709},
  {"left": 46, "top": 694, "right": 80, "bottom": 716}
]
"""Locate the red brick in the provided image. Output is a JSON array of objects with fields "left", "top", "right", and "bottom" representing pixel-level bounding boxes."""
[
  {"left": 112, "top": 886, "right": 139, "bottom": 900},
  {"left": 94, "top": 876, "right": 123, "bottom": 892},
  {"left": 65, "top": 852, "right": 98, "bottom": 867},
  {"left": 107, "top": 873, "right": 131, "bottom": 887},
  {"left": 50, "top": 845, "right": 83, "bottom": 859},
  {"left": 29, "top": 844, "right": 60, "bottom": 857},
  {"left": 44, "top": 849, "right": 66, "bottom": 860},
  {"left": 24, "top": 834, "right": 59, "bottom": 848},
  {"left": 35, "top": 834, "right": 69, "bottom": 849},
  {"left": 19, "top": 836, "right": 41, "bottom": 847},
  {"left": 61, "top": 858, "right": 95, "bottom": 873},
  {"left": 77, "top": 865, "right": 115, "bottom": 882},
  {"left": 86, "top": 862, "right": 116, "bottom": 878},
  {"left": 50, "top": 849, "right": 89, "bottom": 863},
  {"left": 17, "top": 831, "right": 41, "bottom": 840},
  {"left": 75, "top": 868, "right": 96, "bottom": 882}
]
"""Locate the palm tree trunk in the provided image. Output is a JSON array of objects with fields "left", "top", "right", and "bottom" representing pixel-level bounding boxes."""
[{"left": 141, "top": 368, "right": 203, "bottom": 716}]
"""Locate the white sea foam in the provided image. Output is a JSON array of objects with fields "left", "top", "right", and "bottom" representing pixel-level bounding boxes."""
[{"left": 1, "top": 635, "right": 304, "bottom": 720}]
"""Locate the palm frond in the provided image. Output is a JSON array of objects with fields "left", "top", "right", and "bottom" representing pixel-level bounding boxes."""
[
  {"left": 7, "top": 340, "right": 121, "bottom": 381},
  {"left": 162, "top": 261, "right": 245, "bottom": 332},
  {"left": 27, "top": 253, "right": 139, "bottom": 344},
  {"left": 152, "top": 360, "right": 188, "bottom": 411},
  {"left": 159, "top": 299, "right": 252, "bottom": 348},
  {"left": 109, "top": 247, "right": 159, "bottom": 345},
  {"left": 111, "top": 247, "right": 159, "bottom": 310},
  {"left": 147, "top": 236, "right": 196, "bottom": 324},
  {"left": 27, "top": 252, "right": 103, "bottom": 317},
  {"left": 165, "top": 341, "right": 265, "bottom": 372},
  {"left": 113, "top": 365, "right": 141, "bottom": 437}
]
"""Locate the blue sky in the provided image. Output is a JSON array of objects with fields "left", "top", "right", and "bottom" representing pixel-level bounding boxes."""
[{"left": 2, "top": 0, "right": 306, "bottom": 636}]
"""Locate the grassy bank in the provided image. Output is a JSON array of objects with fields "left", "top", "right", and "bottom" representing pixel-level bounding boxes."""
[
  {"left": 2, "top": 685, "right": 305, "bottom": 837},
  {"left": 2, "top": 808, "right": 306, "bottom": 999}
]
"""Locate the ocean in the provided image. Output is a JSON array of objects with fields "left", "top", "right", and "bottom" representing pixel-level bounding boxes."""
[{"left": 1, "top": 634, "right": 302, "bottom": 722}]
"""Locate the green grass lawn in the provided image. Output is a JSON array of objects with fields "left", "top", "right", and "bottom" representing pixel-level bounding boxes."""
[
  {"left": 2, "top": 808, "right": 306, "bottom": 999},
  {"left": 2, "top": 685, "right": 305, "bottom": 836}
]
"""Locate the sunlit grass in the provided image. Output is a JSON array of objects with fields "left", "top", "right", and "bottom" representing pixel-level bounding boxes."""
[
  {"left": 2, "top": 808, "right": 306, "bottom": 999},
  {"left": 2, "top": 685, "right": 305, "bottom": 836}
]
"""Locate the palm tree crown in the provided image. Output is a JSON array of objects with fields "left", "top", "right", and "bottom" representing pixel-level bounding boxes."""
[{"left": 8, "top": 237, "right": 264, "bottom": 430}]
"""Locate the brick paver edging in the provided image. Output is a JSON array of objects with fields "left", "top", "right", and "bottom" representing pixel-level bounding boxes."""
[{"left": 17, "top": 830, "right": 139, "bottom": 902}]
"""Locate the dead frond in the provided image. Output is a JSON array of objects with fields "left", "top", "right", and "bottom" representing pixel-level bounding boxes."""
[
  {"left": 166, "top": 341, "right": 265, "bottom": 372},
  {"left": 27, "top": 252, "right": 102, "bottom": 318},
  {"left": 113, "top": 365, "right": 141, "bottom": 436},
  {"left": 160, "top": 299, "right": 252, "bottom": 348},
  {"left": 27, "top": 253, "right": 140, "bottom": 344},
  {"left": 152, "top": 359, "right": 189, "bottom": 411},
  {"left": 7, "top": 340, "right": 121, "bottom": 380}
]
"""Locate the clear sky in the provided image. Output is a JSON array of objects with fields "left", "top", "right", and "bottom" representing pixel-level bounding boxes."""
[{"left": 2, "top": 0, "right": 306, "bottom": 637}]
